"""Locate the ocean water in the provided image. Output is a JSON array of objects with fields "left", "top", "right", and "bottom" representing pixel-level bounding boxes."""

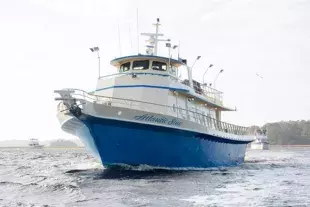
[{"left": 0, "top": 147, "right": 309, "bottom": 207}]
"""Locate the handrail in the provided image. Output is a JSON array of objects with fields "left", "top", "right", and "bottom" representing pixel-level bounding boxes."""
[
  {"left": 58, "top": 88, "right": 251, "bottom": 136},
  {"left": 169, "top": 76, "right": 223, "bottom": 104},
  {"left": 168, "top": 76, "right": 223, "bottom": 94}
]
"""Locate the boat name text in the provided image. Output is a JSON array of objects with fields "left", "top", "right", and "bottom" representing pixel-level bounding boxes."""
[{"left": 134, "top": 114, "right": 182, "bottom": 126}]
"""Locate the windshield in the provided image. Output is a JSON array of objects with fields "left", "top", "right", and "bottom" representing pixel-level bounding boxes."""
[
  {"left": 120, "top": 62, "right": 130, "bottom": 72},
  {"left": 152, "top": 61, "right": 167, "bottom": 71},
  {"left": 132, "top": 60, "right": 150, "bottom": 70}
]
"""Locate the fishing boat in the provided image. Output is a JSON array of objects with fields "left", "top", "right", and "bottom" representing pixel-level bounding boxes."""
[
  {"left": 28, "top": 138, "right": 44, "bottom": 149},
  {"left": 55, "top": 19, "right": 255, "bottom": 169},
  {"left": 251, "top": 129, "right": 269, "bottom": 150}
]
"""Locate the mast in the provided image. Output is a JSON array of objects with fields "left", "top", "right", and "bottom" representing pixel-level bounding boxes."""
[
  {"left": 154, "top": 18, "right": 160, "bottom": 55},
  {"left": 141, "top": 18, "right": 170, "bottom": 56}
]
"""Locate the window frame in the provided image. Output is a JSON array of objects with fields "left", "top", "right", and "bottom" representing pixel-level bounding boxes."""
[
  {"left": 151, "top": 61, "right": 167, "bottom": 71},
  {"left": 120, "top": 62, "right": 131, "bottom": 72},
  {"left": 132, "top": 60, "right": 150, "bottom": 70}
]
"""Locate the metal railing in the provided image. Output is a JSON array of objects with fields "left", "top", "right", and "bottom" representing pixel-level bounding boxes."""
[
  {"left": 201, "top": 84, "right": 223, "bottom": 105},
  {"left": 56, "top": 89, "right": 250, "bottom": 136},
  {"left": 169, "top": 76, "right": 223, "bottom": 106}
]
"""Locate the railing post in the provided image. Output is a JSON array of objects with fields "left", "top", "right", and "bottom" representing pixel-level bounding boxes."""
[
  {"left": 203, "top": 115, "right": 206, "bottom": 127},
  {"left": 213, "top": 119, "right": 217, "bottom": 130},
  {"left": 208, "top": 117, "right": 211, "bottom": 128}
]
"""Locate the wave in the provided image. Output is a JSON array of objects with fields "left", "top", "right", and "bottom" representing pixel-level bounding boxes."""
[
  {"left": 0, "top": 181, "right": 23, "bottom": 186},
  {"left": 45, "top": 183, "right": 79, "bottom": 192},
  {"left": 107, "top": 163, "right": 229, "bottom": 172}
]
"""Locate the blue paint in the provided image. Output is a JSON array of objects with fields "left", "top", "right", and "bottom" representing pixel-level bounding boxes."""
[
  {"left": 94, "top": 84, "right": 189, "bottom": 93},
  {"left": 74, "top": 123, "right": 101, "bottom": 160},
  {"left": 77, "top": 115, "right": 250, "bottom": 168}
]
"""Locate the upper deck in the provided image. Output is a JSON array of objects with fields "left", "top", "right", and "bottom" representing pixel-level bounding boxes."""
[
  {"left": 99, "top": 54, "right": 229, "bottom": 110},
  {"left": 94, "top": 18, "right": 234, "bottom": 112}
]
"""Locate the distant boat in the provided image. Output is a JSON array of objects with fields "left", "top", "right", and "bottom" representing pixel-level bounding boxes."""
[
  {"left": 28, "top": 138, "right": 44, "bottom": 148},
  {"left": 250, "top": 129, "right": 269, "bottom": 150}
]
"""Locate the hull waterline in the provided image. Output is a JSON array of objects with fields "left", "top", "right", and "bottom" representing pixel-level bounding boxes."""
[{"left": 77, "top": 115, "right": 249, "bottom": 169}]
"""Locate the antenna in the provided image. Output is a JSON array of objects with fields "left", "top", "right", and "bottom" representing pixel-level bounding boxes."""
[
  {"left": 129, "top": 27, "right": 133, "bottom": 52},
  {"left": 154, "top": 18, "right": 160, "bottom": 55},
  {"left": 178, "top": 40, "right": 180, "bottom": 59},
  {"left": 118, "top": 24, "right": 121, "bottom": 56},
  {"left": 136, "top": 8, "right": 140, "bottom": 54},
  {"left": 141, "top": 18, "right": 170, "bottom": 55}
]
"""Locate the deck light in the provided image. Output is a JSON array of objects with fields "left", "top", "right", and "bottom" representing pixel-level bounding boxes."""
[
  {"left": 90, "top": 47, "right": 99, "bottom": 52},
  {"left": 191, "top": 56, "right": 202, "bottom": 70},
  {"left": 213, "top": 69, "right": 224, "bottom": 89},
  {"left": 202, "top": 64, "right": 214, "bottom": 85},
  {"left": 167, "top": 44, "right": 178, "bottom": 71},
  {"left": 90, "top": 47, "right": 100, "bottom": 78}
]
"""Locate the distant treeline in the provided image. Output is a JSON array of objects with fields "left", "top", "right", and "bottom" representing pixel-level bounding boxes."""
[
  {"left": 254, "top": 120, "right": 310, "bottom": 145},
  {"left": 49, "top": 139, "right": 78, "bottom": 148}
]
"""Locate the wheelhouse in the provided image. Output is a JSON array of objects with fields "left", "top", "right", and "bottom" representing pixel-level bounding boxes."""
[
  {"left": 110, "top": 55, "right": 185, "bottom": 77},
  {"left": 108, "top": 54, "right": 230, "bottom": 112}
]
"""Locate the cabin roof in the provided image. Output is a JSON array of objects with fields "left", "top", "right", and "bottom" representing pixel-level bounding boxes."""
[
  {"left": 180, "top": 90, "right": 235, "bottom": 111},
  {"left": 110, "top": 55, "right": 186, "bottom": 67}
]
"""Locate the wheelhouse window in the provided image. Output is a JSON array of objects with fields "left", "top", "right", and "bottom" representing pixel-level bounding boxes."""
[
  {"left": 152, "top": 61, "right": 167, "bottom": 71},
  {"left": 120, "top": 62, "right": 131, "bottom": 72},
  {"left": 132, "top": 60, "right": 150, "bottom": 70}
]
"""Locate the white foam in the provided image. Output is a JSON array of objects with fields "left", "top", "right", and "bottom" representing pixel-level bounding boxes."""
[
  {"left": 108, "top": 163, "right": 227, "bottom": 171},
  {"left": 73, "top": 160, "right": 104, "bottom": 170},
  {"left": 181, "top": 195, "right": 209, "bottom": 205}
]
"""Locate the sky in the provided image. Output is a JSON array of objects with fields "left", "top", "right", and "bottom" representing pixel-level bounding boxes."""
[{"left": 0, "top": 0, "right": 309, "bottom": 140}]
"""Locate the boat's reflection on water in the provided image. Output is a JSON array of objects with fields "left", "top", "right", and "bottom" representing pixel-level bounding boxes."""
[
  {"left": 65, "top": 165, "right": 203, "bottom": 180},
  {"left": 96, "top": 166, "right": 190, "bottom": 180},
  {"left": 65, "top": 164, "right": 229, "bottom": 180}
]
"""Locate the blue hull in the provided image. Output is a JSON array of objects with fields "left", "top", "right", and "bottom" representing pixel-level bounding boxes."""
[{"left": 78, "top": 115, "right": 250, "bottom": 169}]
